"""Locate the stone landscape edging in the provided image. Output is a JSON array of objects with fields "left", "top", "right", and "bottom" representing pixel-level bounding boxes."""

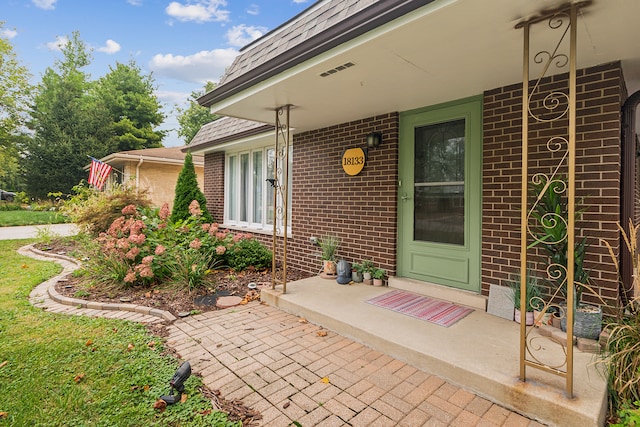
[{"left": 22, "top": 244, "right": 176, "bottom": 322}]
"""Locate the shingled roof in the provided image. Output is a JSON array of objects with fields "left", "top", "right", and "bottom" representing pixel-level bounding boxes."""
[
  {"left": 219, "top": 0, "right": 378, "bottom": 86},
  {"left": 186, "top": 117, "right": 273, "bottom": 152},
  {"left": 198, "top": 0, "right": 431, "bottom": 108}
]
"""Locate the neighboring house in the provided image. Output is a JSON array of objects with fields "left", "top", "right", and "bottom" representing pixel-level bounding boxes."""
[
  {"left": 99, "top": 147, "right": 204, "bottom": 210},
  {"left": 189, "top": 0, "right": 640, "bottom": 309}
]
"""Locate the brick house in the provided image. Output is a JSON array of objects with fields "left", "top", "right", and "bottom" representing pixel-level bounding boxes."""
[
  {"left": 99, "top": 146, "right": 204, "bottom": 210},
  {"left": 187, "top": 0, "right": 640, "bottom": 310}
]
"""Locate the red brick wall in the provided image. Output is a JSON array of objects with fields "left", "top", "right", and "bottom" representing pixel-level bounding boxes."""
[
  {"left": 285, "top": 114, "right": 399, "bottom": 276},
  {"left": 203, "top": 151, "right": 225, "bottom": 223},
  {"left": 482, "top": 62, "right": 624, "bottom": 307}
]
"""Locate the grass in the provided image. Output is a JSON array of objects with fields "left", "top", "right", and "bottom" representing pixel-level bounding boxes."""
[
  {"left": 0, "top": 239, "right": 239, "bottom": 427},
  {"left": 0, "top": 210, "right": 69, "bottom": 227}
]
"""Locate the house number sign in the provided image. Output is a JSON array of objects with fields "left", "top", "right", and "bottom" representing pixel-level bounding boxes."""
[{"left": 342, "top": 147, "right": 365, "bottom": 176}]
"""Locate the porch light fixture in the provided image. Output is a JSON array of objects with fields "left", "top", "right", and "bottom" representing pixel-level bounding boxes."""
[{"left": 366, "top": 132, "right": 382, "bottom": 148}]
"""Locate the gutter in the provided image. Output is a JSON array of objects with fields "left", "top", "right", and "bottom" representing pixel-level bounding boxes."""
[
  {"left": 197, "top": 0, "right": 436, "bottom": 108},
  {"left": 136, "top": 157, "right": 144, "bottom": 190},
  {"left": 620, "top": 90, "right": 640, "bottom": 303}
]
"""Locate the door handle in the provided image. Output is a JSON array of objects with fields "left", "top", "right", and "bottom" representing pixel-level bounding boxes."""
[{"left": 401, "top": 193, "right": 409, "bottom": 202}]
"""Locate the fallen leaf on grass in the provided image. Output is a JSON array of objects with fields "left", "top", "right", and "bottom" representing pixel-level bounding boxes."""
[
  {"left": 153, "top": 399, "right": 167, "bottom": 411},
  {"left": 74, "top": 373, "right": 85, "bottom": 383},
  {"left": 112, "top": 328, "right": 118, "bottom": 333},
  {"left": 127, "top": 343, "right": 134, "bottom": 351},
  {"left": 0, "top": 412, "right": 7, "bottom": 419},
  {"left": 0, "top": 361, "right": 7, "bottom": 369},
  {"left": 180, "top": 393, "right": 188, "bottom": 403},
  {"left": 298, "top": 318, "right": 308, "bottom": 323},
  {"left": 21, "top": 263, "right": 28, "bottom": 269},
  {"left": 320, "top": 377, "right": 330, "bottom": 384},
  {"left": 145, "top": 292, "right": 151, "bottom": 298},
  {"left": 317, "top": 330, "right": 328, "bottom": 337},
  {"left": 199, "top": 409, "right": 212, "bottom": 415},
  {"left": 85, "top": 339, "right": 93, "bottom": 346},
  {"left": 147, "top": 341, "right": 156, "bottom": 348}
]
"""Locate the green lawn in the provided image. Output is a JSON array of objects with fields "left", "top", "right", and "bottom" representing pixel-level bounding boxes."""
[
  {"left": 0, "top": 210, "right": 69, "bottom": 227},
  {"left": 0, "top": 239, "right": 238, "bottom": 427}
]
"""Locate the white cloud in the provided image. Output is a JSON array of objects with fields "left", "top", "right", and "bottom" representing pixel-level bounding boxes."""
[
  {"left": 225, "top": 24, "right": 267, "bottom": 47},
  {"left": 156, "top": 89, "right": 191, "bottom": 105},
  {"left": 32, "top": 0, "right": 56, "bottom": 10},
  {"left": 127, "top": 0, "right": 143, "bottom": 5},
  {"left": 165, "top": 0, "right": 230, "bottom": 23},
  {"left": 97, "top": 39, "right": 121, "bottom": 54},
  {"left": 292, "top": 0, "right": 308, "bottom": 3},
  {"left": 45, "top": 35, "right": 68, "bottom": 51},
  {"left": 1, "top": 28, "right": 17, "bottom": 39},
  {"left": 149, "top": 48, "right": 238, "bottom": 84},
  {"left": 246, "top": 4, "right": 259, "bottom": 16}
]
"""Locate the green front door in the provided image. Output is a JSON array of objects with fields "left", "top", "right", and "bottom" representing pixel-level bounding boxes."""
[{"left": 398, "top": 97, "right": 482, "bottom": 292}]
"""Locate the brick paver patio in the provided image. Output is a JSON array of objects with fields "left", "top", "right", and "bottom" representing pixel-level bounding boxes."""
[{"left": 24, "top": 244, "right": 545, "bottom": 426}]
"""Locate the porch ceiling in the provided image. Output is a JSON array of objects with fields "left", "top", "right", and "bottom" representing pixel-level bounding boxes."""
[{"left": 208, "top": 0, "right": 640, "bottom": 132}]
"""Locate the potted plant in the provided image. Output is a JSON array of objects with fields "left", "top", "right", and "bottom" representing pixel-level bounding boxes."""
[
  {"left": 529, "top": 176, "right": 602, "bottom": 339},
  {"left": 508, "top": 269, "right": 543, "bottom": 326},
  {"left": 361, "top": 260, "right": 374, "bottom": 285},
  {"left": 318, "top": 235, "right": 340, "bottom": 276},
  {"left": 372, "top": 267, "right": 386, "bottom": 287},
  {"left": 351, "top": 262, "right": 363, "bottom": 282}
]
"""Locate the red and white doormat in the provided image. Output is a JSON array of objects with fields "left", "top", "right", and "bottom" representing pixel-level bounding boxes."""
[{"left": 366, "top": 289, "right": 473, "bottom": 327}]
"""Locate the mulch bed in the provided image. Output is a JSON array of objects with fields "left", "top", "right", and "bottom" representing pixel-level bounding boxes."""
[{"left": 33, "top": 238, "right": 313, "bottom": 427}]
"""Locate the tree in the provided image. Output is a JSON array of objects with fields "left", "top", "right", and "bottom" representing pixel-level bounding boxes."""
[
  {"left": 94, "top": 61, "right": 165, "bottom": 151},
  {"left": 171, "top": 151, "right": 212, "bottom": 223},
  {"left": 0, "top": 22, "right": 32, "bottom": 190},
  {"left": 21, "top": 31, "right": 110, "bottom": 198},
  {"left": 176, "top": 81, "right": 218, "bottom": 144}
]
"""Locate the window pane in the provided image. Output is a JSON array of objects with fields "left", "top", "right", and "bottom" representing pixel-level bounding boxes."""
[
  {"left": 414, "top": 119, "right": 465, "bottom": 245},
  {"left": 414, "top": 185, "right": 464, "bottom": 244},
  {"left": 415, "top": 119, "right": 465, "bottom": 183},
  {"left": 240, "top": 153, "right": 249, "bottom": 222},
  {"left": 228, "top": 155, "right": 237, "bottom": 220},
  {"left": 253, "top": 151, "right": 262, "bottom": 223},
  {"left": 266, "top": 148, "right": 275, "bottom": 225}
]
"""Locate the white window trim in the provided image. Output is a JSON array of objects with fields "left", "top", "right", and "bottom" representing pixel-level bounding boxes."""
[{"left": 224, "top": 146, "right": 292, "bottom": 234}]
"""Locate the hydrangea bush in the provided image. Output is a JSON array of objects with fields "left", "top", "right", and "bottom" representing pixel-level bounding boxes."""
[{"left": 84, "top": 200, "right": 271, "bottom": 290}]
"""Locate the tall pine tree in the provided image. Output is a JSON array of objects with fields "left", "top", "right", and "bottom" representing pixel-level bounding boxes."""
[{"left": 171, "top": 151, "right": 212, "bottom": 223}]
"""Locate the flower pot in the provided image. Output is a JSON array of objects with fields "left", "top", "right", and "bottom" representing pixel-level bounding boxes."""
[
  {"left": 373, "top": 278, "right": 383, "bottom": 287},
  {"left": 560, "top": 304, "right": 602, "bottom": 340},
  {"left": 533, "top": 310, "right": 552, "bottom": 327},
  {"left": 352, "top": 271, "right": 363, "bottom": 282},
  {"left": 363, "top": 272, "right": 372, "bottom": 281},
  {"left": 323, "top": 260, "right": 337, "bottom": 275},
  {"left": 514, "top": 308, "right": 534, "bottom": 326},
  {"left": 363, "top": 279, "right": 373, "bottom": 286}
]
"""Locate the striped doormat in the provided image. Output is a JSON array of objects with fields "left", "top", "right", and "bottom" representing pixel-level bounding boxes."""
[{"left": 365, "top": 289, "right": 473, "bottom": 327}]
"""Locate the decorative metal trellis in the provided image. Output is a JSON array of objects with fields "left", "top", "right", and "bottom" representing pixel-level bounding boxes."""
[
  {"left": 270, "top": 105, "right": 291, "bottom": 293},
  {"left": 517, "top": 1, "right": 588, "bottom": 397}
]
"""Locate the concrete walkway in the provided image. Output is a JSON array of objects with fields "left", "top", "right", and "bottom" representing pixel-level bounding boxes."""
[
  {"left": 0, "top": 223, "right": 79, "bottom": 240},
  {"left": 21, "top": 244, "right": 544, "bottom": 426}
]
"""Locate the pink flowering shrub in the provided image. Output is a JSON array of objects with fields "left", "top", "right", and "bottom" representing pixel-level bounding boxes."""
[{"left": 84, "top": 200, "right": 271, "bottom": 290}]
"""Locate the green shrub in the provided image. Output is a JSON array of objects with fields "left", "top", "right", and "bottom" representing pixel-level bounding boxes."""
[
  {"left": 171, "top": 152, "right": 212, "bottom": 223},
  {"left": 226, "top": 238, "right": 272, "bottom": 271},
  {"left": 611, "top": 401, "right": 640, "bottom": 427},
  {"left": 61, "top": 181, "right": 152, "bottom": 235}
]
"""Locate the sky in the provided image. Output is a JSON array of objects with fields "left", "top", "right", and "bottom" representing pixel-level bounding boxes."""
[{"left": 1, "top": 0, "right": 312, "bottom": 147}]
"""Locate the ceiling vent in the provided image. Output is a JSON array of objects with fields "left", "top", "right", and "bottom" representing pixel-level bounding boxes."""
[{"left": 320, "top": 62, "right": 355, "bottom": 77}]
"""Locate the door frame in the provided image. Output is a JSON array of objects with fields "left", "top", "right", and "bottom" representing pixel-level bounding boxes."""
[{"left": 397, "top": 96, "right": 483, "bottom": 292}]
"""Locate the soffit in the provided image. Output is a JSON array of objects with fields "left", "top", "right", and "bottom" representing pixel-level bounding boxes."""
[{"left": 205, "top": 0, "right": 640, "bottom": 133}]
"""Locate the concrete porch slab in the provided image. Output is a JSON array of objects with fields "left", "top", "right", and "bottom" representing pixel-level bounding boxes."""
[{"left": 261, "top": 276, "right": 607, "bottom": 427}]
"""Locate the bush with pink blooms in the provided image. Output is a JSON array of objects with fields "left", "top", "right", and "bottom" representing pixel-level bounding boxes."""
[{"left": 83, "top": 200, "right": 272, "bottom": 290}]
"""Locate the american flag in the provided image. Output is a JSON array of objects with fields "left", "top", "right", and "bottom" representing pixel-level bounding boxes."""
[{"left": 88, "top": 157, "right": 113, "bottom": 190}]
